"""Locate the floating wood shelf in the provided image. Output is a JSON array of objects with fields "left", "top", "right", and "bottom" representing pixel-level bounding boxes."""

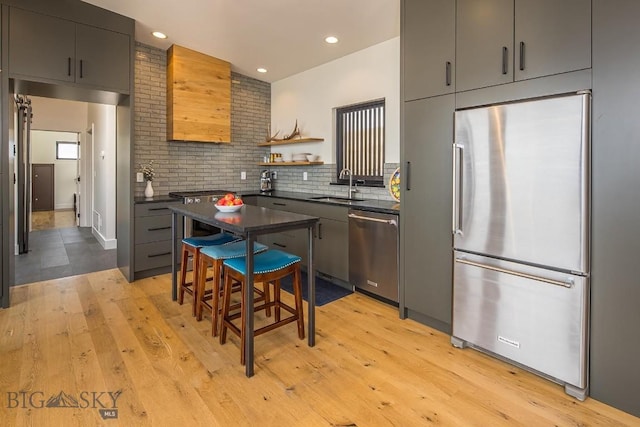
[
  {"left": 258, "top": 161, "right": 324, "bottom": 166},
  {"left": 257, "top": 137, "right": 324, "bottom": 147}
]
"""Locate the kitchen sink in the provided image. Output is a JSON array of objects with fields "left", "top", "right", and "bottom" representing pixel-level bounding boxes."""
[{"left": 309, "top": 196, "right": 363, "bottom": 204}]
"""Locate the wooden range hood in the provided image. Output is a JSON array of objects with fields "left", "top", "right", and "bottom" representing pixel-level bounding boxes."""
[{"left": 167, "top": 44, "right": 231, "bottom": 143}]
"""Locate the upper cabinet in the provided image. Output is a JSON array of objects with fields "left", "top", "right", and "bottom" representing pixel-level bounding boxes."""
[
  {"left": 74, "top": 24, "right": 130, "bottom": 92},
  {"left": 456, "top": 0, "right": 591, "bottom": 92},
  {"left": 8, "top": 7, "right": 130, "bottom": 94},
  {"left": 514, "top": 0, "right": 591, "bottom": 81},
  {"left": 402, "top": 0, "right": 456, "bottom": 101},
  {"left": 456, "top": 0, "right": 514, "bottom": 91},
  {"left": 167, "top": 45, "right": 231, "bottom": 143}
]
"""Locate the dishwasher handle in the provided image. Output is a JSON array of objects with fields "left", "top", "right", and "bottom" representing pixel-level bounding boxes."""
[{"left": 348, "top": 213, "right": 397, "bottom": 227}]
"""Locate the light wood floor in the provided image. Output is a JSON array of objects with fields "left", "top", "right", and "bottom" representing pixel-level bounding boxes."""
[
  {"left": 31, "top": 209, "right": 76, "bottom": 231},
  {"left": 1, "top": 269, "right": 638, "bottom": 426}
]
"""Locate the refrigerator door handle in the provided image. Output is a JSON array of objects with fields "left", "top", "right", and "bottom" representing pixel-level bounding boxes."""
[
  {"left": 455, "top": 257, "right": 575, "bottom": 289},
  {"left": 452, "top": 143, "right": 464, "bottom": 235}
]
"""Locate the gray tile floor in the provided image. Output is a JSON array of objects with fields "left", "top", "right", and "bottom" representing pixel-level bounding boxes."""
[{"left": 13, "top": 227, "right": 117, "bottom": 286}]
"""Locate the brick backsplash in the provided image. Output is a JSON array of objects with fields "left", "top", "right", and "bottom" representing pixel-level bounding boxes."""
[
  {"left": 263, "top": 163, "right": 399, "bottom": 201},
  {"left": 134, "top": 42, "right": 270, "bottom": 196},
  {"left": 134, "top": 42, "right": 398, "bottom": 202}
]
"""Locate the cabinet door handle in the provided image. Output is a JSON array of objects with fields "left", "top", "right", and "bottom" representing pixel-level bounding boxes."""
[
  {"left": 318, "top": 223, "right": 323, "bottom": 240},
  {"left": 519, "top": 41, "right": 526, "bottom": 71},
  {"left": 445, "top": 61, "right": 452, "bottom": 86},
  {"left": 79, "top": 60, "right": 84, "bottom": 78},
  {"left": 273, "top": 202, "right": 287, "bottom": 207},
  {"left": 273, "top": 242, "right": 287, "bottom": 248},
  {"left": 148, "top": 226, "right": 171, "bottom": 231},
  {"left": 502, "top": 47, "right": 509, "bottom": 75},
  {"left": 67, "top": 57, "right": 72, "bottom": 76},
  {"left": 405, "top": 161, "right": 411, "bottom": 191}
]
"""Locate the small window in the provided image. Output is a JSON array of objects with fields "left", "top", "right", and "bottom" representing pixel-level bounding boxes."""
[
  {"left": 56, "top": 141, "right": 78, "bottom": 160},
  {"left": 336, "top": 99, "right": 385, "bottom": 185}
]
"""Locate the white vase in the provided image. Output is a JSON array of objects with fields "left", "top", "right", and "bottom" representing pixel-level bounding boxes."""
[{"left": 144, "top": 180, "right": 154, "bottom": 198}]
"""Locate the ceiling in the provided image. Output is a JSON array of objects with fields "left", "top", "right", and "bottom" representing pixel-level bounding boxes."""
[{"left": 81, "top": 0, "right": 400, "bottom": 83}]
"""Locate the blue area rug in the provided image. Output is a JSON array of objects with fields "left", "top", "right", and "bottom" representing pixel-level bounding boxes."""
[{"left": 279, "top": 271, "right": 353, "bottom": 306}]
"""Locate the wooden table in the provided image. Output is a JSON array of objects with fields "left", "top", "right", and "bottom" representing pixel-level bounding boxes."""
[{"left": 169, "top": 203, "right": 319, "bottom": 377}]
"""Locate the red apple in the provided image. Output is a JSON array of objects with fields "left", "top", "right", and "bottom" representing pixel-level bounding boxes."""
[{"left": 233, "top": 198, "right": 243, "bottom": 205}]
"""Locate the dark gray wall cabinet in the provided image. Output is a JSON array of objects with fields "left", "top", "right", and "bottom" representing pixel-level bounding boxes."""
[
  {"left": 403, "top": 0, "right": 455, "bottom": 101},
  {"left": 9, "top": 7, "right": 130, "bottom": 93},
  {"left": 456, "top": 0, "right": 591, "bottom": 92}
]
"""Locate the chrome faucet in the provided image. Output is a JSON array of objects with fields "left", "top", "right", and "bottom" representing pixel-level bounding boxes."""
[{"left": 339, "top": 168, "right": 358, "bottom": 199}]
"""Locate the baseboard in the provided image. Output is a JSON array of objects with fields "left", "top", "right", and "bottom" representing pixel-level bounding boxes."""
[
  {"left": 92, "top": 227, "right": 117, "bottom": 250},
  {"left": 55, "top": 203, "right": 74, "bottom": 210}
]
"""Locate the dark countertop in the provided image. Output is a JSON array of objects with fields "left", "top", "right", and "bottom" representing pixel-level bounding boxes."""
[
  {"left": 169, "top": 203, "right": 318, "bottom": 235},
  {"left": 240, "top": 190, "right": 400, "bottom": 215},
  {"left": 134, "top": 194, "right": 179, "bottom": 204},
  {"left": 136, "top": 190, "right": 400, "bottom": 215}
]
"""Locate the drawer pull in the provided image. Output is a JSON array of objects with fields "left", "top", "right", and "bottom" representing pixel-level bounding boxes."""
[
  {"left": 148, "top": 252, "right": 171, "bottom": 258},
  {"left": 273, "top": 202, "right": 287, "bottom": 206},
  {"left": 273, "top": 242, "right": 287, "bottom": 248},
  {"left": 148, "top": 226, "right": 171, "bottom": 231},
  {"left": 148, "top": 207, "right": 170, "bottom": 212}
]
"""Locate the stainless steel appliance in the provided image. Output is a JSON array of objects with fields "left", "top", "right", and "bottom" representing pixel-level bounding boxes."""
[
  {"left": 168, "top": 190, "right": 231, "bottom": 237},
  {"left": 260, "top": 170, "right": 273, "bottom": 192},
  {"left": 451, "top": 92, "right": 591, "bottom": 400},
  {"left": 348, "top": 209, "right": 399, "bottom": 303}
]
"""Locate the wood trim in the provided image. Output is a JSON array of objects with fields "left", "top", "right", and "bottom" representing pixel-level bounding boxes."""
[{"left": 257, "top": 137, "right": 324, "bottom": 147}]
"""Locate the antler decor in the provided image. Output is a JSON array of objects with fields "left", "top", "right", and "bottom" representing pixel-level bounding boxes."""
[
  {"left": 265, "top": 120, "right": 301, "bottom": 142},
  {"left": 266, "top": 124, "right": 280, "bottom": 142}
]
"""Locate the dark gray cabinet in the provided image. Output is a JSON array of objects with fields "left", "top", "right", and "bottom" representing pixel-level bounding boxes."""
[
  {"left": 456, "top": 0, "right": 513, "bottom": 92},
  {"left": 456, "top": 0, "right": 591, "bottom": 92},
  {"left": 74, "top": 23, "right": 130, "bottom": 92},
  {"left": 402, "top": 0, "right": 455, "bottom": 101},
  {"left": 134, "top": 201, "right": 181, "bottom": 277},
  {"left": 255, "top": 197, "right": 348, "bottom": 281},
  {"left": 9, "top": 7, "right": 130, "bottom": 93},
  {"left": 514, "top": 0, "right": 591, "bottom": 82},
  {"left": 401, "top": 94, "right": 454, "bottom": 333},
  {"left": 590, "top": 0, "right": 640, "bottom": 417},
  {"left": 313, "top": 214, "right": 348, "bottom": 282}
]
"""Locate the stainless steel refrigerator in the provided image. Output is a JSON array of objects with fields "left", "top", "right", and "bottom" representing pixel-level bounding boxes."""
[{"left": 451, "top": 92, "right": 590, "bottom": 400}]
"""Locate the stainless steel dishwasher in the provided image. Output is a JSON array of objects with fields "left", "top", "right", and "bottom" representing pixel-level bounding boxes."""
[{"left": 348, "top": 209, "right": 399, "bottom": 303}]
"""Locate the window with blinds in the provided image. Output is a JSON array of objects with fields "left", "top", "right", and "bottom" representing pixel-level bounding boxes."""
[{"left": 336, "top": 99, "right": 385, "bottom": 184}]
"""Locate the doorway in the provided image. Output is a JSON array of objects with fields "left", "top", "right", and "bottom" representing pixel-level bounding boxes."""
[{"left": 12, "top": 97, "right": 118, "bottom": 286}]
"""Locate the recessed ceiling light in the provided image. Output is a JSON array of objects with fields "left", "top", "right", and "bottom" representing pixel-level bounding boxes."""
[
  {"left": 325, "top": 36, "right": 339, "bottom": 44},
  {"left": 152, "top": 31, "right": 167, "bottom": 39},
  {"left": 257, "top": 68, "right": 267, "bottom": 73}
]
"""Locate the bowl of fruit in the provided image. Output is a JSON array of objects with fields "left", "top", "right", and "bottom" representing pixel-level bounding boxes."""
[{"left": 215, "top": 193, "right": 244, "bottom": 212}]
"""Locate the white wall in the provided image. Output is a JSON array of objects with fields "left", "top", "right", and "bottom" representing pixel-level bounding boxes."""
[
  {"left": 271, "top": 37, "right": 400, "bottom": 164},
  {"left": 30, "top": 130, "right": 78, "bottom": 210},
  {"left": 30, "top": 97, "right": 88, "bottom": 132},
  {"left": 87, "top": 103, "right": 117, "bottom": 249}
]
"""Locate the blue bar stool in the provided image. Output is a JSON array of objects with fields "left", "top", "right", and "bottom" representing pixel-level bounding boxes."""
[
  {"left": 196, "top": 240, "right": 269, "bottom": 335},
  {"left": 219, "top": 249, "right": 305, "bottom": 365},
  {"left": 178, "top": 233, "right": 240, "bottom": 316}
]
